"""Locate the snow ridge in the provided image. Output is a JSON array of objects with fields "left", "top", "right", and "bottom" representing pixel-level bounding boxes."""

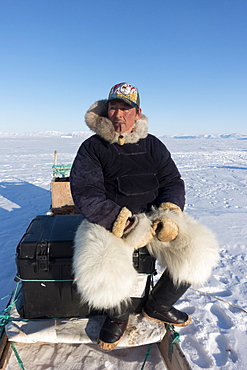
[
  {"left": 0, "top": 131, "right": 246, "bottom": 139},
  {"left": 0, "top": 131, "right": 92, "bottom": 138}
]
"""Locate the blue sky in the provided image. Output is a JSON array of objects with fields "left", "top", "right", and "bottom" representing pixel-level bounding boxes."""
[{"left": 0, "top": 0, "right": 246, "bottom": 135}]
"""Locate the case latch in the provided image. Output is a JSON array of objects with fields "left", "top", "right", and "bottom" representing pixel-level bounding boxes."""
[
  {"left": 132, "top": 251, "right": 139, "bottom": 269},
  {"left": 36, "top": 240, "right": 50, "bottom": 272}
]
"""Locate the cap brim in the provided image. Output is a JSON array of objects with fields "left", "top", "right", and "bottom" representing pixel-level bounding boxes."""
[{"left": 108, "top": 96, "right": 138, "bottom": 108}]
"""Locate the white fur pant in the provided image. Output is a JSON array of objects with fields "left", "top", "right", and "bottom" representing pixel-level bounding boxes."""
[{"left": 73, "top": 212, "right": 219, "bottom": 310}]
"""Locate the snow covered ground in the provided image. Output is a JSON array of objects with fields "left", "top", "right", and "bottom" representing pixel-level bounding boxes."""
[{"left": 0, "top": 132, "right": 246, "bottom": 369}]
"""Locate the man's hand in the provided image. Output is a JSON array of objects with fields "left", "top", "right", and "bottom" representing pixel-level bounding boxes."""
[{"left": 123, "top": 216, "right": 139, "bottom": 234}]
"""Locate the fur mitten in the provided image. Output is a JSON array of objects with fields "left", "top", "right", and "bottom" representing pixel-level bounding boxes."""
[
  {"left": 112, "top": 207, "right": 132, "bottom": 238},
  {"left": 73, "top": 219, "right": 138, "bottom": 311},
  {"left": 123, "top": 213, "right": 155, "bottom": 249},
  {"left": 147, "top": 211, "right": 219, "bottom": 286},
  {"left": 73, "top": 214, "right": 155, "bottom": 311},
  {"left": 151, "top": 202, "right": 183, "bottom": 242},
  {"left": 112, "top": 207, "right": 155, "bottom": 249}
]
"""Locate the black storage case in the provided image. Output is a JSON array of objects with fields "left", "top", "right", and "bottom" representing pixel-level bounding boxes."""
[{"left": 15, "top": 215, "right": 156, "bottom": 319}]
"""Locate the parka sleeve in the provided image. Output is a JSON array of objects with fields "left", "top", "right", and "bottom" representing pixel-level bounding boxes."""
[
  {"left": 70, "top": 141, "right": 121, "bottom": 230},
  {"left": 153, "top": 138, "right": 185, "bottom": 210}
]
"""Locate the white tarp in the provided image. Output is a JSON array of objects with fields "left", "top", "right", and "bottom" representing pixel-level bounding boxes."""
[
  {"left": 5, "top": 305, "right": 168, "bottom": 369},
  {"left": 6, "top": 304, "right": 166, "bottom": 348},
  {"left": 6, "top": 341, "right": 167, "bottom": 370}
]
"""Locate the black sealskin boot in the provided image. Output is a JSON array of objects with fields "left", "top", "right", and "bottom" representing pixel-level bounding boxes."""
[
  {"left": 97, "top": 308, "right": 129, "bottom": 351},
  {"left": 142, "top": 270, "right": 191, "bottom": 327}
]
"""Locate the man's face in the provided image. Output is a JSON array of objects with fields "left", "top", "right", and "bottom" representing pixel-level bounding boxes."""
[{"left": 108, "top": 99, "right": 142, "bottom": 133}]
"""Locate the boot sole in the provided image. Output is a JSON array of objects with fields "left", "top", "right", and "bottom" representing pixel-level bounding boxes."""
[
  {"left": 97, "top": 317, "right": 129, "bottom": 352},
  {"left": 142, "top": 309, "right": 191, "bottom": 327},
  {"left": 97, "top": 338, "right": 121, "bottom": 351}
]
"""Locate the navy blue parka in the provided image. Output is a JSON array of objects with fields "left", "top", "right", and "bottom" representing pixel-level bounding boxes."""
[{"left": 70, "top": 100, "right": 185, "bottom": 231}]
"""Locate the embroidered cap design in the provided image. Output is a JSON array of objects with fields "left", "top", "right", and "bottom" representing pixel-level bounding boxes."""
[{"left": 108, "top": 83, "right": 140, "bottom": 107}]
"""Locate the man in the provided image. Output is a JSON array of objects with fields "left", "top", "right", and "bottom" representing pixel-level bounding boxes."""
[{"left": 70, "top": 83, "right": 219, "bottom": 351}]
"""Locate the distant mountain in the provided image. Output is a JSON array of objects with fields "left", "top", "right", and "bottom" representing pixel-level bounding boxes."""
[
  {"left": 0, "top": 131, "right": 246, "bottom": 139},
  {"left": 158, "top": 133, "right": 247, "bottom": 140},
  {"left": 0, "top": 131, "right": 92, "bottom": 138}
]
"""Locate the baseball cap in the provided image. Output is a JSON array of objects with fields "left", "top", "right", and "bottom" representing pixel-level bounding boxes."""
[{"left": 108, "top": 83, "right": 140, "bottom": 108}]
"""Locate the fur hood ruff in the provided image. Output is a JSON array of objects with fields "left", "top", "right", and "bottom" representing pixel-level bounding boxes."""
[{"left": 85, "top": 99, "right": 148, "bottom": 144}]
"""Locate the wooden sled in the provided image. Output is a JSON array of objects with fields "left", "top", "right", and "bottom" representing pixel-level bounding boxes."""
[
  {"left": 0, "top": 152, "right": 192, "bottom": 369},
  {"left": 1, "top": 322, "right": 191, "bottom": 370}
]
